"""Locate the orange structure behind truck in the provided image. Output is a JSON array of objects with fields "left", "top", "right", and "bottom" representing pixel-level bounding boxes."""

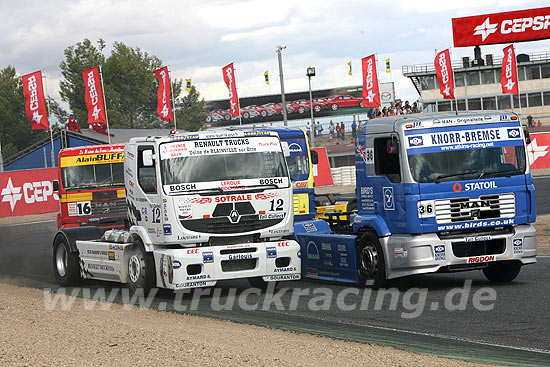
[{"left": 54, "top": 144, "right": 127, "bottom": 230}]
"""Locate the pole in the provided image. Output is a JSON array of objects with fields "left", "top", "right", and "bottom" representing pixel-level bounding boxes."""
[
  {"left": 0, "top": 138, "right": 3, "bottom": 172},
  {"left": 168, "top": 66, "right": 177, "bottom": 130},
  {"left": 276, "top": 46, "right": 288, "bottom": 126},
  {"left": 98, "top": 64, "right": 111, "bottom": 144},
  {"left": 43, "top": 71, "right": 56, "bottom": 167},
  {"left": 308, "top": 75, "right": 314, "bottom": 130}
]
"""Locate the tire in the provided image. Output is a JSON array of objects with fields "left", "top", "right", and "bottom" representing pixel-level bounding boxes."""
[
  {"left": 357, "top": 232, "right": 386, "bottom": 289},
  {"left": 482, "top": 261, "right": 522, "bottom": 282},
  {"left": 359, "top": 101, "right": 364, "bottom": 108},
  {"left": 243, "top": 112, "right": 250, "bottom": 119},
  {"left": 53, "top": 235, "right": 81, "bottom": 287},
  {"left": 314, "top": 105, "right": 321, "bottom": 113},
  {"left": 261, "top": 110, "right": 268, "bottom": 117},
  {"left": 127, "top": 238, "right": 156, "bottom": 295},
  {"left": 298, "top": 106, "right": 305, "bottom": 114},
  {"left": 248, "top": 276, "right": 278, "bottom": 290},
  {"left": 205, "top": 115, "right": 212, "bottom": 123},
  {"left": 331, "top": 103, "right": 339, "bottom": 111},
  {"left": 223, "top": 113, "right": 231, "bottom": 121}
]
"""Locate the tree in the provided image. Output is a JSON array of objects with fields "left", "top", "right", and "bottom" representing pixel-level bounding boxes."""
[
  {"left": 175, "top": 86, "right": 207, "bottom": 132},
  {"left": 59, "top": 39, "right": 105, "bottom": 130},
  {"left": 0, "top": 66, "right": 47, "bottom": 160},
  {"left": 59, "top": 39, "right": 183, "bottom": 129}
]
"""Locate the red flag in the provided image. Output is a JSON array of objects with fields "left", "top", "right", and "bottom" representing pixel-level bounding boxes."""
[
  {"left": 501, "top": 45, "right": 519, "bottom": 95},
  {"left": 153, "top": 66, "right": 174, "bottom": 121},
  {"left": 222, "top": 63, "right": 240, "bottom": 117},
  {"left": 361, "top": 55, "right": 381, "bottom": 107},
  {"left": 22, "top": 71, "right": 49, "bottom": 130},
  {"left": 81, "top": 67, "right": 107, "bottom": 123},
  {"left": 434, "top": 49, "right": 455, "bottom": 99}
]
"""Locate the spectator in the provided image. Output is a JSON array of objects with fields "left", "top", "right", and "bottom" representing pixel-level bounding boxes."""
[
  {"left": 335, "top": 122, "right": 340, "bottom": 139},
  {"left": 329, "top": 120, "right": 335, "bottom": 139},
  {"left": 340, "top": 122, "right": 345, "bottom": 140},
  {"left": 66, "top": 114, "right": 81, "bottom": 133},
  {"left": 367, "top": 108, "right": 374, "bottom": 119},
  {"left": 382, "top": 106, "right": 388, "bottom": 117},
  {"left": 527, "top": 114, "right": 534, "bottom": 128},
  {"left": 538, "top": 120, "right": 542, "bottom": 127},
  {"left": 312, "top": 121, "right": 317, "bottom": 137},
  {"left": 352, "top": 120, "right": 357, "bottom": 140},
  {"left": 317, "top": 121, "right": 323, "bottom": 136},
  {"left": 412, "top": 102, "right": 420, "bottom": 113}
]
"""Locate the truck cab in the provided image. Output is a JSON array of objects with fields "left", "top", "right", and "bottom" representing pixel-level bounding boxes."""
[{"left": 296, "top": 111, "right": 536, "bottom": 286}]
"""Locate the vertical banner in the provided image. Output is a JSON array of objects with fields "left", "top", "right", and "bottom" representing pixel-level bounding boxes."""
[
  {"left": 185, "top": 78, "right": 192, "bottom": 92},
  {"left": 361, "top": 54, "right": 381, "bottom": 107},
  {"left": 22, "top": 71, "right": 50, "bottom": 130},
  {"left": 222, "top": 63, "right": 240, "bottom": 117},
  {"left": 153, "top": 66, "right": 174, "bottom": 121},
  {"left": 81, "top": 67, "right": 107, "bottom": 123},
  {"left": 385, "top": 58, "right": 391, "bottom": 73},
  {"left": 264, "top": 70, "right": 269, "bottom": 85},
  {"left": 434, "top": 49, "right": 455, "bottom": 99},
  {"left": 347, "top": 61, "right": 352, "bottom": 76},
  {"left": 501, "top": 44, "right": 519, "bottom": 94}
]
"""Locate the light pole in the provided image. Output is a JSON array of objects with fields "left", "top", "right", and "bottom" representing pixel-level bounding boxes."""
[
  {"left": 307, "top": 66, "right": 315, "bottom": 140},
  {"left": 276, "top": 45, "right": 288, "bottom": 126}
]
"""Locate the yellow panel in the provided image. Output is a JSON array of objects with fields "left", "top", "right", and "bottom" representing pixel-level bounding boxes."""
[
  {"left": 60, "top": 192, "right": 93, "bottom": 203},
  {"left": 293, "top": 193, "right": 310, "bottom": 215},
  {"left": 316, "top": 204, "right": 348, "bottom": 220},
  {"left": 60, "top": 152, "right": 124, "bottom": 167},
  {"left": 117, "top": 189, "right": 126, "bottom": 198}
]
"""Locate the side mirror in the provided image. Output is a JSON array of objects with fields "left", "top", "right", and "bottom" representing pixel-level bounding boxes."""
[
  {"left": 281, "top": 142, "right": 290, "bottom": 157},
  {"left": 523, "top": 126, "right": 531, "bottom": 145},
  {"left": 311, "top": 150, "right": 319, "bottom": 165},
  {"left": 52, "top": 180, "right": 59, "bottom": 192},
  {"left": 386, "top": 138, "right": 398, "bottom": 154},
  {"left": 142, "top": 149, "right": 154, "bottom": 167}
]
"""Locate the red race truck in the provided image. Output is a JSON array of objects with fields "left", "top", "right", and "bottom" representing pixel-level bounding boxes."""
[{"left": 54, "top": 144, "right": 127, "bottom": 230}]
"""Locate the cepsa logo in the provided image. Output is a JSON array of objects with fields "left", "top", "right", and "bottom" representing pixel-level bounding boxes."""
[{"left": 1, "top": 175, "right": 59, "bottom": 214}]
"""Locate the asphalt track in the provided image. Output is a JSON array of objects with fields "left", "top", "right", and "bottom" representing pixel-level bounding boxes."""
[
  {"left": 2, "top": 219, "right": 550, "bottom": 366},
  {"left": 534, "top": 176, "right": 550, "bottom": 215}
]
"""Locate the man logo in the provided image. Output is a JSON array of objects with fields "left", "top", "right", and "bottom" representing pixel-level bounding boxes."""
[
  {"left": 288, "top": 143, "right": 302, "bottom": 153},
  {"left": 507, "top": 128, "right": 520, "bottom": 138},
  {"left": 408, "top": 136, "right": 423, "bottom": 146}
]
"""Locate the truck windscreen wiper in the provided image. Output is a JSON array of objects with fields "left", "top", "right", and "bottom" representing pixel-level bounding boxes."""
[
  {"left": 478, "top": 168, "right": 519, "bottom": 179},
  {"left": 431, "top": 171, "right": 479, "bottom": 183}
]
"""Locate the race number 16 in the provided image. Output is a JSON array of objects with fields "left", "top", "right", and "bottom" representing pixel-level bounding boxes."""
[{"left": 77, "top": 201, "right": 92, "bottom": 216}]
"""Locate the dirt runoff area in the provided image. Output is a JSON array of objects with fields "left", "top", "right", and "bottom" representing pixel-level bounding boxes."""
[
  {"left": 0, "top": 283, "right": 483, "bottom": 367},
  {"left": 533, "top": 214, "right": 550, "bottom": 254}
]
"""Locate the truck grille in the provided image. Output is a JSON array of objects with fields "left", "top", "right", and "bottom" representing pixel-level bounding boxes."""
[
  {"left": 91, "top": 198, "right": 128, "bottom": 216},
  {"left": 180, "top": 215, "right": 283, "bottom": 234},
  {"left": 435, "top": 193, "right": 515, "bottom": 224}
]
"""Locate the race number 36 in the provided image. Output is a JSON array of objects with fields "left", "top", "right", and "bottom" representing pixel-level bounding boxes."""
[
  {"left": 68, "top": 201, "right": 92, "bottom": 216},
  {"left": 417, "top": 200, "right": 435, "bottom": 218}
]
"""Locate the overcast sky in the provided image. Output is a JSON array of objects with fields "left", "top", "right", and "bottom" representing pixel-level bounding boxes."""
[{"left": 2, "top": 0, "right": 549, "bottom": 108}]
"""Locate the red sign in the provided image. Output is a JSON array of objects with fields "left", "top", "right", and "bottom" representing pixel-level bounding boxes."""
[
  {"left": 311, "top": 148, "right": 333, "bottom": 186},
  {"left": 361, "top": 55, "right": 380, "bottom": 107},
  {"left": 82, "top": 67, "right": 107, "bottom": 123},
  {"left": 222, "top": 63, "right": 240, "bottom": 117},
  {"left": 434, "top": 49, "right": 455, "bottom": 100},
  {"left": 22, "top": 71, "right": 49, "bottom": 130},
  {"left": 452, "top": 7, "right": 550, "bottom": 47},
  {"left": 527, "top": 133, "right": 550, "bottom": 170},
  {"left": 501, "top": 45, "right": 519, "bottom": 94},
  {"left": 153, "top": 66, "right": 174, "bottom": 121},
  {"left": 0, "top": 168, "right": 59, "bottom": 218}
]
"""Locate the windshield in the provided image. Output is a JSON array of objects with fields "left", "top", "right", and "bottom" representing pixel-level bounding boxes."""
[
  {"left": 286, "top": 155, "right": 309, "bottom": 176},
  {"left": 408, "top": 146, "right": 526, "bottom": 183},
  {"left": 160, "top": 136, "right": 288, "bottom": 193},
  {"left": 61, "top": 163, "right": 124, "bottom": 190}
]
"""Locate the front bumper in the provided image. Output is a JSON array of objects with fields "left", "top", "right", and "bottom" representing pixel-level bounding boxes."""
[
  {"left": 382, "top": 224, "right": 537, "bottom": 280},
  {"left": 153, "top": 240, "right": 301, "bottom": 289}
]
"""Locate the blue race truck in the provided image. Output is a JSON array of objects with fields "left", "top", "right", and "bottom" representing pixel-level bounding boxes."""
[{"left": 294, "top": 111, "right": 536, "bottom": 287}]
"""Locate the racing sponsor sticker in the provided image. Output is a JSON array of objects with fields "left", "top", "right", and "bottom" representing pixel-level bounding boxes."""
[
  {"left": 266, "top": 247, "right": 277, "bottom": 258},
  {"left": 394, "top": 248, "right": 408, "bottom": 259},
  {"left": 513, "top": 238, "right": 523, "bottom": 254},
  {"left": 267, "top": 274, "right": 300, "bottom": 281},
  {"left": 163, "top": 224, "right": 172, "bottom": 235},
  {"left": 259, "top": 213, "right": 285, "bottom": 220},
  {"left": 383, "top": 187, "right": 394, "bottom": 211},
  {"left": 203, "top": 251, "right": 214, "bottom": 263},
  {"left": 303, "top": 222, "right": 317, "bottom": 232},
  {"left": 467, "top": 255, "right": 496, "bottom": 263},
  {"left": 465, "top": 235, "right": 492, "bottom": 242},
  {"left": 434, "top": 244, "right": 446, "bottom": 261},
  {"left": 173, "top": 260, "right": 182, "bottom": 269},
  {"left": 417, "top": 200, "right": 435, "bottom": 218}
]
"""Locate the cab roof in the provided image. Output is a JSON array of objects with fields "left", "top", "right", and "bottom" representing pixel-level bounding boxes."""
[{"left": 128, "top": 128, "right": 279, "bottom": 145}]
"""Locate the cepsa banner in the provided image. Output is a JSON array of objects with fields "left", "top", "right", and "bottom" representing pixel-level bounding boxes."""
[
  {"left": 452, "top": 7, "right": 550, "bottom": 47},
  {"left": 0, "top": 168, "right": 59, "bottom": 218},
  {"left": 527, "top": 132, "right": 550, "bottom": 170}
]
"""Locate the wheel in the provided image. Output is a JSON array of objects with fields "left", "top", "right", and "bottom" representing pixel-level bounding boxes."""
[
  {"left": 127, "top": 238, "right": 156, "bottom": 295},
  {"left": 482, "top": 261, "right": 521, "bottom": 282},
  {"left": 314, "top": 105, "right": 321, "bottom": 113},
  {"left": 298, "top": 106, "right": 305, "bottom": 114},
  {"left": 53, "top": 235, "right": 81, "bottom": 287},
  {"left": 357, "top": 232, "right": 386, "bottom": 289},
  {"left": 248, "top": 277, "right": 278, "bottom": 290},
  {"left": 261, "top": 110, "right": 268, "bottom": 117},
  {"left": 223, "top": 113, "right": 231, "bottom": 120},
  {"left": 205, "top": 115, "right": 212, "bottom": 123},
  {"left": 331, "top": 103, "right": 339, "bottom": 111},
  {"left": 359, "top": 101, "right": 364, "bottom": 108},
  {"left": 243, "top": 112, "right": 250, "bottom": 119}
]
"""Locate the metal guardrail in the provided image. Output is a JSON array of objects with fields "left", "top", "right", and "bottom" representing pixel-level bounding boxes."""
[{"left": 402, "top": 50, "right": 550, "bottom": 75}]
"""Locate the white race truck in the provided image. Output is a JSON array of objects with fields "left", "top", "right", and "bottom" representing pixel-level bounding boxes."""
[{"left": 53, "top": 129, "right": 301, "bottom": 292}]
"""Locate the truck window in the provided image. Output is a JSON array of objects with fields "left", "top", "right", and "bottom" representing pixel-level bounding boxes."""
[
  {"left": 138, "top": 146, "right": 157, "bottom": 194},
  {"left": 374, "top": 137, "right": 401, "bottom": 183}
]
